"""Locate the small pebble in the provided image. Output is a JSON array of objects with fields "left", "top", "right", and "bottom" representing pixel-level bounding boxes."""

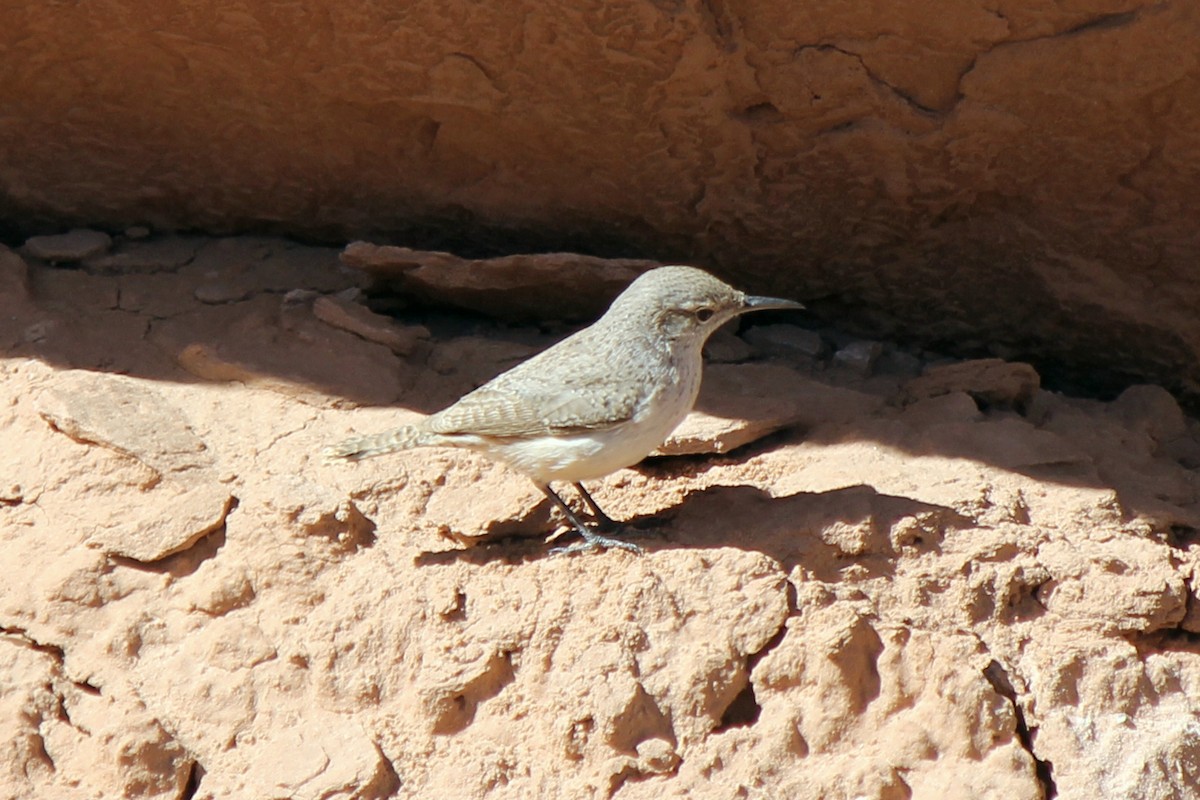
[{"left": 636, "top": 738, "right": 680, "bottom": 773}]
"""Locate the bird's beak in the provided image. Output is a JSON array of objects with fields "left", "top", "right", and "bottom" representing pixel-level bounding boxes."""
[{"left": 742, "top": 295, "right": 805, "bottom": 312}]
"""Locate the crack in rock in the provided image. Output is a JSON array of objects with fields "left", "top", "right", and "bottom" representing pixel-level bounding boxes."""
[{"left": 984, "top": 659, "right": 1057, "bottom": 799}]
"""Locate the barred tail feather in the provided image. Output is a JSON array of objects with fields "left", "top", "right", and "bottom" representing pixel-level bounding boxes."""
[{"left": 322, "top": 425, "right": 424, "bottom": 462}]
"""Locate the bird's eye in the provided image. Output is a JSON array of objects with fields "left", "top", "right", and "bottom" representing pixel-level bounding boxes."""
[{"left": 694, "top": 307, "right": 715, "bottom": 322}]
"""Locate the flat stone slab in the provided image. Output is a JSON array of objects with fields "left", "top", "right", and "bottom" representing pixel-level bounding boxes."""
[
  {"left": 342, "top": 242, "right": 659, "bottom": 321},
  {"left": 22, "top": 229, "right": 112, "bottom": 262},
  {"left": 35, "top": 371, "right": 232, "bottom": 561},
  {"left": 657, "top": 363, "right": 884, "bottom": 456}
]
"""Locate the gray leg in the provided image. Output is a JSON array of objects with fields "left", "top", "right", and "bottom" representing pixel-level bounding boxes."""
[
  {"left": 539, "top": 484, "right": 643, "bottom": 556},
  {"left": 573, "top": 482, "right": 619, "bottom": 531}
]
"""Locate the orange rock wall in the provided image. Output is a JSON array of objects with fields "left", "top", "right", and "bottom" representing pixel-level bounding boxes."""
[
  {"left": 6, "top": 236, "right": 1200, "bottom": 799},
  {"left": 2, "top": 1, "right": 1199, "bottom": 395}
]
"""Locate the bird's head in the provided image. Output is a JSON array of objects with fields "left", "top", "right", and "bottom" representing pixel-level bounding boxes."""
[{"left": 608, "top": 266, "right": 804, "bottom": 347}]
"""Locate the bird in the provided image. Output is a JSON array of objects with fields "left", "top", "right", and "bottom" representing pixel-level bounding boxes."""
[{"left": 323, "top": 265, "right": 804, "bottom": 554}]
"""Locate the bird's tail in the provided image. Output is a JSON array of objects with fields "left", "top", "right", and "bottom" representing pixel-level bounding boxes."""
[{"left": 323, "top": 425, "right": 425, "bottom": 462}]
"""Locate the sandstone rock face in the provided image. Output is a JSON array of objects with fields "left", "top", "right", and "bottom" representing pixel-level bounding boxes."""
[
  {"left": 2, "top": 3, "right": 1199, "bottom": 401},
  {"left": 4, "top": 238, "right": 1200, "bottom": 799}
]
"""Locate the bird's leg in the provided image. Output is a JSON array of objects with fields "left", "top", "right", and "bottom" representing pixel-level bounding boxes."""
[
  {"left": 573, "top": 482, "right": 620, "bottom": 532},
  {"left": 539, "top": 484, "right": 643, "bottom": 556}
]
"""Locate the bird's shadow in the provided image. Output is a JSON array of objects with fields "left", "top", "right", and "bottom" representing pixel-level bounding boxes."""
[{"left": 414, "top": 482, "right": 972, "bottom": 582}]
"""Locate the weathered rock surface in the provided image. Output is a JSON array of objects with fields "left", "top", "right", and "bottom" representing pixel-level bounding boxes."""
[
  {"left": 4, "top": 238, "right": 1200, "bottom": 799},
  {"left": 0, "top": 247, "right": 30, "bottom": 302},
  {"left": 2, "top": 3, "right": 1199, "bottom": 402},
  {"left": 902, "top": 358, "right": 1042, "bottom": 411}
]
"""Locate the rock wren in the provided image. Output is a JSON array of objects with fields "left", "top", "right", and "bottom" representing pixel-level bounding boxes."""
[{"left": 324, "top": 266, "right": 803, "bottom": 554}]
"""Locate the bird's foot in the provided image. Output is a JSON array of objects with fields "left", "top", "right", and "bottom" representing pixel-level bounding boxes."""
[{"left": 550, "top": 528, "right": 644, "bottom": 556}]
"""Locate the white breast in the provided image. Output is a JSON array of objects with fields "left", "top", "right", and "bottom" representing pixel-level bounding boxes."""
[{"left": 483, "top": 357, "right": 702, "bottom": 485}]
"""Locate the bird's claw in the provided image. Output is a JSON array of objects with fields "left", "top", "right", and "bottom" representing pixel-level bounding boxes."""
[{"left": 550, "top": 530, "right": 644, "bottom": 556}]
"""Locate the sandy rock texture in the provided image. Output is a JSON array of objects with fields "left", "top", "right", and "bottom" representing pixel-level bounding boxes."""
[
  {"left": 2, "top": 1, "right": 1199, "bottom": 402},
  {"left": 4, "top": 236, "right": 1200, "bottom": 800}
]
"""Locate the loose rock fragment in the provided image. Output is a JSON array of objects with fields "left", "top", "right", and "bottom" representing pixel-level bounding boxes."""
[
  {"left": 312, "top": 292, "right": 430, "bottom": 355},
  {"left": 35, "top": 370, "right": 233, "bottom": 561},
  {"left": 636, "top": 738, "right": 680, "bottom": 774},
  {"left": 832, "top": 340, "right": 884, "bottom": 374},
  {"left": 1108, "top": 384, "right": 1186, "bottom": 443},
  {"left": 341, "top": 242, "right": 658, "bottom": 321}
]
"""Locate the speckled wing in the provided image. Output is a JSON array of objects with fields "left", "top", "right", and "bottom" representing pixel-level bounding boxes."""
[
  {"left": 425, "top": 318, "right": 658, "bottom": 438},
  {"left": 426, "top": 370, "right": 643, "bottom": 438}
]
